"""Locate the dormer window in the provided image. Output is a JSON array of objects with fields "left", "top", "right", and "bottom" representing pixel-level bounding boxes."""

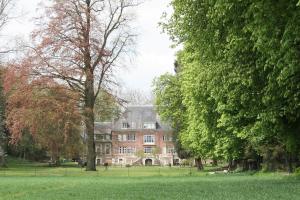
[
  {"left": 143, "top": 122, "right": 156, "bottom": 129},
  {"left": 122, "top": 122, "right": 130, "bottom": 129}
]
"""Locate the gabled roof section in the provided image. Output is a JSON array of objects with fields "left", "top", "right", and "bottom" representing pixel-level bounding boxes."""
[
  {"left": 94, "top": 122, "right": 112, "bottom": 134},
  {"left": 112, "top": 105, "right": 172, "bottom": 131}
]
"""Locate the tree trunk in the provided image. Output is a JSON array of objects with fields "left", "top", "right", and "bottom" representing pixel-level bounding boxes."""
[
  {"left": 0, "top": 146, "right": 5, "bottom": 167},
  {"left": 82, "top": 0, "right": 96, "bottom": 171},
  {"left": 212, "top": 159, "right": 218, "bottom": 166},
  {"left": 195, "top": 157, "right": 203, "bottom": 171},
  {"left": 85, "top": 112, "right": 96, "bottom": 171},
  {"left": 287, "top": 152, "right": 293, "bottom": 174},
  {"left": 228, "top": 159, "right": 237, "bottom": 171},
  {"left": 84, "top": 71, "right": 96, "bottom": 171},
  {"left": 0, "top": 156, "right": 5, "bottom": 167}
]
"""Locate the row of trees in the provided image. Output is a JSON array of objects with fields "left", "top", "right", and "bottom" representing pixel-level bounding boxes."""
[{"left": 154, "top": 0, "right": 300, "bottom": 172}]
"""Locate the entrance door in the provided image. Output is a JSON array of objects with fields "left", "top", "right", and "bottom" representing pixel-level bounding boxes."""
[
  {"left": 96, "top": 159, "right": 101, "bottom": 165},
  {"left": 145, "top": 159, "right": 152, "bottom": 166}
]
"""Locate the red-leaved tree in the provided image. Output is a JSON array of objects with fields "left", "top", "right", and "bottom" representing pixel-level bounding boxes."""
[
  {"left": 4, "top": 63, "right": 82, "bottom": 164},
  {"left": 22, "top": 0, "right": 138, "bottom": 170}
]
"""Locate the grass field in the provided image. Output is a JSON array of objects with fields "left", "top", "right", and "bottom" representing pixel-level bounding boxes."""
[{"left": 0, "top": 158, "right": 299, "bottom": 200}]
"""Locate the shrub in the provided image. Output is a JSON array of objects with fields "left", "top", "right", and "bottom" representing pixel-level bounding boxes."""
[{"left": 295, "top": 167, "right": 300, "bottom": 176}]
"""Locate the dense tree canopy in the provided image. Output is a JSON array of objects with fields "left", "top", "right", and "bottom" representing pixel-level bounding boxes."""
[
  {"left": 4, "top": 66, "right": 82, "bottom": 164},
  {"left": 155, "top": 0, "right": 300, "bottom": 171}
]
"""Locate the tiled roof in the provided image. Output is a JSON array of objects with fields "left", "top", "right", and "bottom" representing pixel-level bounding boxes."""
[{"left": 94, "top": 105, "right": 172, "bottom": 132}]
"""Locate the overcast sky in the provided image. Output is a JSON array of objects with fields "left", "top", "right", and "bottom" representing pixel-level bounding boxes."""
[{"left": 1, "top": 0, "right": 176, "bottom": 95}]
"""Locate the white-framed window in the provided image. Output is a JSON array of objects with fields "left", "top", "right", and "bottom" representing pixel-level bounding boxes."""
[
  {"left": 123, "top": 134, "right": 127, "bottom": 141},
  {"left": 163, "top": 147, "right": 166, "bottom": 154},
  {"left": 131, "top": 122, "right": 136, "bottom": 129},
  {"left": 105, "top": 134, "right": 111, "bottom": 140},
  {"left": 95, "top": 134, "right": 103, "bottom": 140},
  {"left": 127, "top": 134, "right": 136, "bottom": 141},
  {"left": 143, "top": 122, "right": 156, "bottom": 129},
  {"left": 127, "top": 147, "right": 136, "bottom": 154},
  {"left": 163, "top": 135, "right": 173, "bottom": 142},
  {"left": 144, "top": 135, "right": 155, "bottom": 144},
  {"left": 118, "top": 134, "right": 135, "bottom": 142},
  {"left": 163, "top": 135, "right": 167, "bottom": 141},
  {"left": 122, "top": 122, "right": 130, "bottom": 129},
  {"left": 167, "top": 147, "right": 175, "bottom": 154},
  {"left": 119, "top": 158, "right": 123, "bottom": 164},
  {"left": 96, "top": 144, "right": 102, "bottom": 153},
  {"left": 118, "top": 134, "right": 122, "bottom": 141},
  {"left": 105, "top": 144, "right": 111, "bottom": 155},
  {"left": 118, "top": 146, "right": 136, "bottom": 154},
  {"left": 144, "top": 146, "right": 153, "bottom": 154}
]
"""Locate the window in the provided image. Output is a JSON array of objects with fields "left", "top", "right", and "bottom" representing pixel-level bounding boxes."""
[
  {"left": 96, "top": 144, "right": 102, "bottom": 154},
  {"left": 131, "top": 122, "right": 136, "bottom": 129},
  {"left": 121, "top": 134, "right": 126, "bottom": 141},
  {"left": 163, "top": 135, "right": 167, "bottom": 141},
  {"left": 105, "top": 134, "right": 111, "bottom": 140},
  {"left": 127, "top": 134, "right": 136, "bottom": 141},
  {"left": 144, "top": 135, "right": 155, "bottom": 144},
  {"left": 119, "top": 147, "right": 126, "bottom": 154},
  {"left": 167, "top": 147, "right": 175, "bottom": 154},
  {"left": 163, "top": 147, "right": 166, "bottom": 154},
  {"left": 122, "top": 122, "right": 130, "bottom": 129},
  {"left": 118, "top": 134, "right": 122, "bottom": 141},
  {"left": 122, "top": 147, "right": 127, "bottom": 154},
  {"left": 118, "top": 146, "right": 136, "bottom": 154},
  {"left": 96, "top": 134, "right": 104, "bottom": 140},
  {"left": 143, "top": 122, "right": 156, "bottom": 129},
  {"left": 105, "top": 144, "right": 111, "bottom": 155},
  {"left": 163, "top": 135, "right": 173, "bottom": 142},
  {"left": 144, "top": 146, "right": 153, "bottom": 154},
  {"left": 127, "top": 147, "right": 136, "bottom": 154},
  {"left": 118, "top": 134, "right": 135, "bottom": 141}
]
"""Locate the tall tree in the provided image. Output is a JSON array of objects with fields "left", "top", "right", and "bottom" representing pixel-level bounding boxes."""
[
  {"left": 162, "top": 0, "right": 300, "bottom": 171},
  {"left": 23, "top": 0, "right": 138, "bottom": 170},
  {"left": 153, "top": 72, "right": 192, "bottom": 161}
]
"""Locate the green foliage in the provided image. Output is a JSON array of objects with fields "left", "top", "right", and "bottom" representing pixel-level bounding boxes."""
[
  {"left": 158, "top": 0, "right": 300, "bottom": 171},
  {"left": 153, "top": 72, "right": 191, "bottom": 158},
  {"left": 94, "top": 90, "right": 121, "bottom": 122},
  {"left": 153, "top": 73, "right": 185, "bottom": 130},
  {"left": 295, "top": 167, "right": 300, "bottom": 175},
  {"left": 7, "top": 130, "right": 48, "bottom": 161}
]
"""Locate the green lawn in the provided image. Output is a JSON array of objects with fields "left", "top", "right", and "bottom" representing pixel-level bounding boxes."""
[
  {"left": 0, "top": 158, "right": 299, "bottom": 200},
  {"left": 1, "top": 175, "right": 299, "bottom": 200}
]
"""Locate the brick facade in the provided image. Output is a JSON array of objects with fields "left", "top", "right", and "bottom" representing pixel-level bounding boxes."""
[{"left": 94, "top": 105, "right": 180, "bottom": 166}]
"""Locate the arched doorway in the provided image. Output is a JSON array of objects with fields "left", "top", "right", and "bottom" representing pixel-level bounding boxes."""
[{"left": 145, "top": 159, "right": 152, "bottom": 166}]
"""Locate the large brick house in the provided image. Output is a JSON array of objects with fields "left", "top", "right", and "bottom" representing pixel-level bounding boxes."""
[{"left": 94, "top": 105, "right": 180, "bottom": 166}]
